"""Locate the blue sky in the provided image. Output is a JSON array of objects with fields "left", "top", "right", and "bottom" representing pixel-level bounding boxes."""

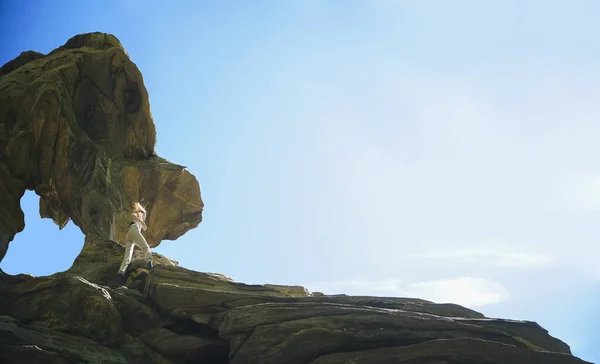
[{"left": 1, "top": 1, "right": 599, "bottom": 362}]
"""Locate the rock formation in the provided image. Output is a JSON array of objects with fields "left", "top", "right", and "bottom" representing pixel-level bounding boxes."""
[
  {"left": 0, "top": 33, "right": 591, "bottom": 363},
  {"left": 0, "top": 32, "right": 203, "bottom": 262}
]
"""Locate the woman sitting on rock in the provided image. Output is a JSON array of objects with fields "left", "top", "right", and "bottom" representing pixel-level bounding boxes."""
[{"left": 118, "top": 202, "right": 153, "bottom": 281}]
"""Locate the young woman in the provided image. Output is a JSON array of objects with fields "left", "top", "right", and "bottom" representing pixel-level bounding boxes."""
[{"left": 118, "top": 202, "right": 153, "bottom": 280}]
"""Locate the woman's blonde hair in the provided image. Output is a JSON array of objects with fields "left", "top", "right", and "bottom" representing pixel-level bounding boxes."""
[{"left": 132, "top": 201, "right": 146, "bottom": 218}]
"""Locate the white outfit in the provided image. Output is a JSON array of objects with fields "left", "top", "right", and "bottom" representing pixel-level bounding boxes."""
[{"left": 118, "top": 221, "right": 152, "bottom": 274}]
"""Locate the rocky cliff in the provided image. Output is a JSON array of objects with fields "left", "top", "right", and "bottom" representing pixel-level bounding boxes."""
[{"left": 0, "top": 33, "right": 591, "bottom": 364}]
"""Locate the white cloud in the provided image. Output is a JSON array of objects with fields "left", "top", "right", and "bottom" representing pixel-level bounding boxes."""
[
  {"left": 412, "top": 248, "right": 554, "bottom": 269},
  {"left": 307, "top": 277, "right": 509, "bottom": 308}
]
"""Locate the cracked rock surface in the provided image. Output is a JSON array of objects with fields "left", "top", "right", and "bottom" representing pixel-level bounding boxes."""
[{"left": 0, "top": 242, "right": 591, "bottom": 364}]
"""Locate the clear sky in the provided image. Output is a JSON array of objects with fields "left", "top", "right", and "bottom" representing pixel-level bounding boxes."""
[{"left": 1, "top": 1, "right": 599, "bottom": 362}]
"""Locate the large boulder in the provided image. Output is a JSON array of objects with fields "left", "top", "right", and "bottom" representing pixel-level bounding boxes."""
[
  {"left": 0, "top": 274, "right": 123, "bottom": 345},
  {"left": 0, "top": 32, "right": 203, "bottom": 263}
]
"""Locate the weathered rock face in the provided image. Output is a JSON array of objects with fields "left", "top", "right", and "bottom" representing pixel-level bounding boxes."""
[
  {"left": 0, "top": 240, "right": 592, "bottom": 364},
  {"left": 0, "top": 33, "right": 592, "bottom": 364},
  {"left": 0, "top": 32, "right": 203, "bottom": 262}
]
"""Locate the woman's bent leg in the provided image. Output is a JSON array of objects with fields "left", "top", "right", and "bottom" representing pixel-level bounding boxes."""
[
  {"left": 118, "top": 241, "right": 134, "bottom": 274},
  {"left": 129, "top": 228, "right": 153, "bottom": 265}
]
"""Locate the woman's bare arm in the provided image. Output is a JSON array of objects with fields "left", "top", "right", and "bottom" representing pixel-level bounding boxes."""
[{"left": 132, "top": 214, "right": 148, "bottom": 231}]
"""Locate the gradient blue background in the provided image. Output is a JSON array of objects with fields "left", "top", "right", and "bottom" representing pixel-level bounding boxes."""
[{"left": 1, "top": 1, "right": 598, "bottom": 362}]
